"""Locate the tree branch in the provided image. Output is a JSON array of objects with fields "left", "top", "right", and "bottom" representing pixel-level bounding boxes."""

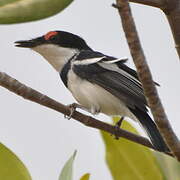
[
  {"left": 114, "top": 0, "right": 180, "bottom": 160},
  {"left": 130, "top": 0, "right": 165, "bottom": 9},
  {"left": 0, "top": 72, "right": 173, "bottom": 157},
  {"left": 165, "top": 0, "right": 180, "bottom": 59},
  {"left": 127, "top": 0, "right": 180, "bottom": 59}
]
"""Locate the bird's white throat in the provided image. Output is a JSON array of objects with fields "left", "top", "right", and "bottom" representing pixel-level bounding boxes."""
[{"left": 32, "top": 44, "right": 78, "bottom": 72}]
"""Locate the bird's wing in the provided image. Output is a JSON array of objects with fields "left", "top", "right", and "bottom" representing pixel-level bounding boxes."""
[{"left": 72, "top": 51, "right": 147, "bottom": 111}]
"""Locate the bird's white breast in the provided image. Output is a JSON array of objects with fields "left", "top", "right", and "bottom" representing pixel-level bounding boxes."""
[{"left": 67, "top": 70, "right": 137, "bottom": 120}]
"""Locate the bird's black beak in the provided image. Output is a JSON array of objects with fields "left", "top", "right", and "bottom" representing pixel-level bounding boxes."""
[
  {"left": 15, "top": 40, "right": 37, "bottom": 48},
  {"left": 15, "top": 37, "right": 45, "bottom": 48}
]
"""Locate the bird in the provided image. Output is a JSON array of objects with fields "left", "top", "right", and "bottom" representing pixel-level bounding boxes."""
[{"left": 15, "top": 30, "right": 169, "bottom": 152}]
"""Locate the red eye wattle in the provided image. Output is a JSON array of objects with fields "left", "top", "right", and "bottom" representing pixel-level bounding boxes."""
[{"left": 44, "top": 31, "right": 58, "bottom": 40}]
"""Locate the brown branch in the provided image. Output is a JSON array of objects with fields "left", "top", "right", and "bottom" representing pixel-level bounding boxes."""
[
  {"left": 114, "top": 0, "right": 180, "bottom": 160},
  {"left": 165, "top": 0, "right": 180, "bottom": 59},
  {"left": 129, "top": 0, "right": 165, "bottom": 9},
  {"left": 0, "top": 72, "right": 173, "bottom": 157},
  {"left": 128, "top": 0, "right": 180, "bottom": 59}
]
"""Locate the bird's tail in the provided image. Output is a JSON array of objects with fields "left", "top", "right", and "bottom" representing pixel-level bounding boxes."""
[{"left": 129, "top": 107, "right": 170, "bottom": 152}]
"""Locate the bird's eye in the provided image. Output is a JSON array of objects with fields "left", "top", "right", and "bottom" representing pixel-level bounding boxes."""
[{"left": 44, "top": 31, "right": 58, "bottom": 40}]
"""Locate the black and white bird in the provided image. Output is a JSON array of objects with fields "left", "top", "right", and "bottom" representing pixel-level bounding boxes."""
[{"left": 15, "top": 30, "right": 169, "bottom": 152}]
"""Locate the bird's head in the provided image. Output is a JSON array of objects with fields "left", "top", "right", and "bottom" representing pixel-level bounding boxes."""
[{"left": 15, "top": 31, "right": 91, "bottom": 71}]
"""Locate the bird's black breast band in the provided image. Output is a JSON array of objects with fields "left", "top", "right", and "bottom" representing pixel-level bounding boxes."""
[{"left": 60, "top": 54, "right": 77, "bottom": 87}]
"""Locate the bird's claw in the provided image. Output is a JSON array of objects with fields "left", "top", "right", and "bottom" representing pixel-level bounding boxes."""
[
  {"left": 65, "top": 103, "right": 78, "bottom": 120},
  {"left": 114, "top": 117, "right": 124, "bottom": 140}
]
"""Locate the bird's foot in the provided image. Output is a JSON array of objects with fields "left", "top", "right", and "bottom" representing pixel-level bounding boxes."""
[
  {"left": 65, "top": 103, "right": 79, "bottom": 120},
  {"left": 114, "top": 116, "right": 124, "bottom": 140},
  {"left": 90, "top": 106, "right": 100, "bottom": 115},
  {"left": 65, "top": 103, "right": 89, "bottom": 119},
  {"left": 65, "top": 103, "right": 100, "bottom": 119}
]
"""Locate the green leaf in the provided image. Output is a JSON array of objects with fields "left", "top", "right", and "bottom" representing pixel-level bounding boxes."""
[
  {"left": 101, "top": 118, "right": 164, "bottom": 180},
  {"left": 80, "top": 173, "right": 90, "bottom": 180},
  {"left": 59, "top": 150, "right": 77, "bottom": 180},
  {"left": 0, "top": 142, "right": 32, "bottom": 180},
  {"left": 0, "top": 0, "right": 73, "bottom": 24},
  {"left": 154, "top": 152, "right": 180, "bottom": 180}
]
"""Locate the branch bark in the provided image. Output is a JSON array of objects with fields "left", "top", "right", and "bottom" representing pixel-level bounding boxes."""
[
  {"left": 114, "top": 0, "right": 180, "bottom": 160},
  {"left": 0, "top": 72, "right": 173, "bottom": 157},
  {"left": 129, "top": 0, "right": 180, "bottom": 59},
  {"left": 130, "top": 0, "right": 165, "bottom": 9},
  {"left": 166, "top": 0, "right": 180, "bottom": 58}
]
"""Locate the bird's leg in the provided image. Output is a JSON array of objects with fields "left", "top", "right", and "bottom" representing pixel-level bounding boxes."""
[
  {"left": 116, "top": 116, "right": 124, "bottom": 128},
  {"left": 65, "top": 103, "right": 90, "bottom": 120},
  {"left": 90, "top": 106, "right": 100, "bottom": 115},
  {"left": 65, "top": 103, "right": 76, "bottom": 120},
  {"left": 114, "top": 116, "right": 124, "bottom": 139}
]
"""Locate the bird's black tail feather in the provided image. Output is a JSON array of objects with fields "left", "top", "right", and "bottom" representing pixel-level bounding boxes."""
[{"left": 129, "top": 107, "right": 170, "bottom": 152}]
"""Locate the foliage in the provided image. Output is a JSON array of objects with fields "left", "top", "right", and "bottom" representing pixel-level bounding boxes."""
[
  {"left": 0, "top": 0, "right": 73, "bottom": 24},
  {"left": 101, "top": 118, "right": 165, "bottom": 180},
  {"left": 0, "top": 143, "right": 32, "bottom": 180},
  {"left": 79, "top": 173, "right": 90, "bottom": 180},
  {"left": 155, "top": 151, "right": 180, "bottom": 180},
  {"left": 58, "top": 151, "right": 90, "bottom": 180},
  {"left": 59, "top": 150, "right": 77, "bottom": 180}
]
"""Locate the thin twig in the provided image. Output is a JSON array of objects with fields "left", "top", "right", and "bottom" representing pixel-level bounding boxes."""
[
  {"left": 114, "top": 0, "right": 180, "bottom": 160},
  {"left": 0, "top": 72, "right": 173, "bottom": 156}
]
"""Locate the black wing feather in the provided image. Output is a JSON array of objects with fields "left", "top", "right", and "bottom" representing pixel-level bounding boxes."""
[
  {"left": 116, "top": 61, "right": 139, "bottom": 80},
  {"left": 129, "top": 107, "right": 169, "bottom": 152},
  {"left": 72, "top": 51, "right": 169, "bottom": 152},
  {"left": 76, "top": 50, "right": 106, "bottom": 60},
  {"left": 115, "top": 60, "right": 160, "bottom": 86},
  {"left": 73, "top": 51, "right": 147, "bottom": 111}
]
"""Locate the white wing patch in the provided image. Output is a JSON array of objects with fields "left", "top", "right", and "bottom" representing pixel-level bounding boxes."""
[
  {"left": 73, "top": 55, "right": 140, "bottom": 85},
  {"left": 102, "top": 57, "right": 128, "bottom": 64},
  {"left": 73, "top": 57, "right": 105, "bottom": 65},
  {"left": 73, "top": 56, "right": 128, "bottom": 66}
]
